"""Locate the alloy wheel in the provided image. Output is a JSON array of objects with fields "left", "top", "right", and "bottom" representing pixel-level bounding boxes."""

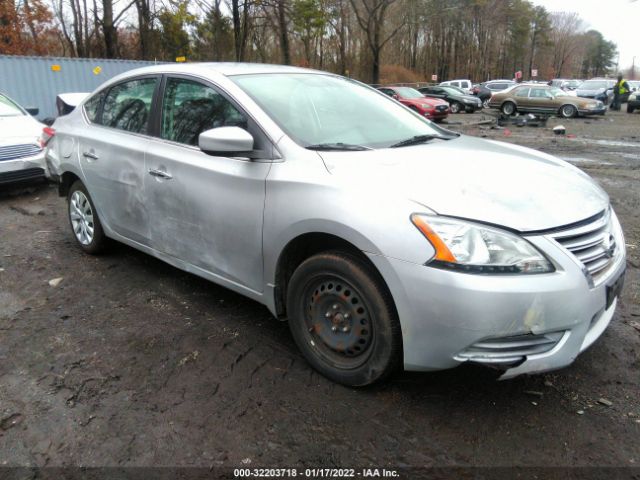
[{"left": 69, "top": 190, "right": 95, "bottom": 245}]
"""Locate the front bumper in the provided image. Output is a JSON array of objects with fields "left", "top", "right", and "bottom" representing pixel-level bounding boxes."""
[
  {"left": 367, "top": 210, "right": 626, "bottom": 379},
  {"left": 580, "top": 107, "right": 607, "bottom": 116},
  {"left": 0, "top": 152, "right": 47, "bottom": 185}
]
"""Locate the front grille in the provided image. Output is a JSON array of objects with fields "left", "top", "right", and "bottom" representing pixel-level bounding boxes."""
[
  {"left": 436, "top": 105, "right": 448, "bottom": 111},
  {"left": 455, "top": 331, "right": 565, "bottom": 364},
  {"left": 549, "top": 210, "right": 616, "bottom": 279},
  {"left": 0, "top": 144, "right": 42, "bottom": 162}
]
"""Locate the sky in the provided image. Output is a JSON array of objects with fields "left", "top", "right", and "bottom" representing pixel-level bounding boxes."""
[{"left": 530, "top": 0, "right": 640, "bottom": 72}]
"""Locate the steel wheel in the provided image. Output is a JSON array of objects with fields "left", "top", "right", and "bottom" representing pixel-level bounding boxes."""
[
  {"left": 303, "top": 275, "right": 374, "bottom": 368},
  {"left": 287, "top": 251, "right": 402, "bottom": 386},
  {"left": 69, "top": 190, "right": 94, "bottom": 245}
]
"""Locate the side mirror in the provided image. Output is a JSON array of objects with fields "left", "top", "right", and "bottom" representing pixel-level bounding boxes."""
[
  {"left": 392, "top": 94, "right": 399, "bottom": 100},
  {"left": 198, "top": 127, "right": 254, "bottom": 156},
  {"left": 25, "top": 107, "right": 39, "bottom": 116}
]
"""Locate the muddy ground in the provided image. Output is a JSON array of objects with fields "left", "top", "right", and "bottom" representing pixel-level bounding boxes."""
[{"left": 0, "top": 108, "right": 639, "bottom": 476}]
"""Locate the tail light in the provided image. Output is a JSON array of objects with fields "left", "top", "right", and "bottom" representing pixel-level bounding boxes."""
[{"left": 40, "top": 127, "right": 55, "bottom": 148}]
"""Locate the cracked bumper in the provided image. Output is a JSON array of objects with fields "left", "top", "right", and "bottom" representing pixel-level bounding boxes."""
[{"left": 366, "top": 218, "right": 626, "bottom": 379}]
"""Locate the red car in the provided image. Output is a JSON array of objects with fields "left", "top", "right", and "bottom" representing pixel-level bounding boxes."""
[{"left": 377, "top": 86, "right": 449, "bottom": 122}]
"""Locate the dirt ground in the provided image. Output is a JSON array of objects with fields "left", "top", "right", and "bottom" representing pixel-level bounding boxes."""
[{"left": 0, "top": 108, "right": 639, "bottom": 476}]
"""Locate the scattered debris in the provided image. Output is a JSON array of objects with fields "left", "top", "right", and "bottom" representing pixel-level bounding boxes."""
[
  {"left": 544, "top": 380, "right": 554, "bottom": 387},
  {"left": 0, "top": 413, "right": 23, "bottom": 431},
  {"left": 524, "top": 390, "right": 544, "bottom": 398},
  {"left": 178, "top": 350, "right": 199, "bottom": 366},
  {"left": 553, "top": 125, "right": 566, "bottom": 135},
  {"left": 598, "top": 398, "right": 613, "bottom": 407},
  {"left": 48, "top": 277, "right": 64, "bottom": 287},
  {"left": 577, "top": 410, "right": 585, "bottom": 415},
  {"left": 531, "top": 401, "right": 538, "bottom": 406}
]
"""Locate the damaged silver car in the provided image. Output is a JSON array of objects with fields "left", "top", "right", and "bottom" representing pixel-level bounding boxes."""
[{"left": 44, "top": 64, "right": 626, "bottom": 386}]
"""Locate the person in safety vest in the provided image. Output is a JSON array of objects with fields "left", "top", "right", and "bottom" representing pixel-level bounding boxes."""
[{"left": 612, "top": 74, "right": 631, "bottom": 111}]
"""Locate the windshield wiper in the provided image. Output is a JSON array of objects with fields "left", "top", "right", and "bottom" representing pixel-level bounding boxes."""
[
  {"left": 305, "top": 142, "right": 371, "bottom": 151},
  {"left": 390, "top": 134, "right": 456, "bottom": 148}
]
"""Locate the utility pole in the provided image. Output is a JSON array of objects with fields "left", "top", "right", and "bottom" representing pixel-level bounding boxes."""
[{"left": 632, "top": 56, "right": 636, "bottom": 80}]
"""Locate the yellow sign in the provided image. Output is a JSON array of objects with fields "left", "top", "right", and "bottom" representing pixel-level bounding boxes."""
[
  {"left": 93, "top": 66, "right": 102, "bottom": 75},
  {"left": 51, "top": 64, "right": 61, "bottom": 72},
  {"left": 176, "top": 56, "right": 186, "bottom": 63}
]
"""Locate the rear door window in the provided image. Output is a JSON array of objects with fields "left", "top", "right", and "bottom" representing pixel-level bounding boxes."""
[{"left": 101, "top": 78, "right": 157, "bottom": 134}]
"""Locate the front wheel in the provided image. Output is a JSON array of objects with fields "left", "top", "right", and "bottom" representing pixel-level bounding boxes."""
[
  {"left": 286, "top": 251, "right": 402, "bottom": 386},
  {"left": 449, "top": 102, "right": 463, "bottom": 114},
  {"left": 67, "top": 180, "right": 108, "bottom": 254},
  {"left": 560, "top": 104, "right": 577, "bottom": 118},
  {"left": 628, "top": 105, "right": 635, "bottom": 114}
]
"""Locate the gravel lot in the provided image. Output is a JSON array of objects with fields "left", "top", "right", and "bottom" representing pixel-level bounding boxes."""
[{"left": 0, "top": 108, "right": 639, "bottom": 476}]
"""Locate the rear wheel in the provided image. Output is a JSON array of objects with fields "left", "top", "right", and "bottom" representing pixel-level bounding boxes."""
[
  {"left": 628, "top": 105, "right": 635, "bottom": 114},
  {"left": 501, "top": 101, "right": 516, "bottom": 116},
  {"left": 67, "top": 180, "right": 108, "bottom": 254},
  {"left": 560, "top": 104, "right": 577, "bottom": 118},
  {"left": 286, "top": 251, "right": 402, "bottom": 386}
]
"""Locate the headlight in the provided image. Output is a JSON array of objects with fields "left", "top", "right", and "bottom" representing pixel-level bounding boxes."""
[{"left": 411, "top": 214, "right": 554, "bottom": 274}]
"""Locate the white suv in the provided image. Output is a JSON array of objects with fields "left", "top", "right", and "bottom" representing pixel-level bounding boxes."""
[{"left": 439, "top": 79, "right": 472, "bottom": 94}]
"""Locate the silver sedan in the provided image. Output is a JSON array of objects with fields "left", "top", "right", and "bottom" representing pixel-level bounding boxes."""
[{"left": 45, "top": 64, "right": 626, "bottom": 386}]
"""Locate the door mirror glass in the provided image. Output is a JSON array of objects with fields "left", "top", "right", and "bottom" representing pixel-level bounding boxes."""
[
  {"left": 199, "top": 127, "right": 254, "bottom": 155},
  {"left": 25, "top": 107, "right": 39, "bottom": 116}
]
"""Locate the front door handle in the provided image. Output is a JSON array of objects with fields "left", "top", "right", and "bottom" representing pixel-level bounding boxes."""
[
  {"left": 148, "top": 168, "right": 173, "bottom": 180},
  {"left": 82, "top": 151, "right": 99, "bottom": 160}
]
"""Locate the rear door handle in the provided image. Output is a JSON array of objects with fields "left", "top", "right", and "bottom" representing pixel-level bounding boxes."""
[
  {"left": 82, "top": 151, "right": 99, "bottom": 160},
  {"left": 148, "top": 168, "right": 173, "bottom": 180}
]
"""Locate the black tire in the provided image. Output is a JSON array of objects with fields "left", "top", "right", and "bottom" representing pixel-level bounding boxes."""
[
  {"left": 628, "top": 105, "right": 635, "bottom": 114},
  {"left": 501, "top": 101, "right": 516, "bottom": 116},
  {"left": 286, "top": 251, "right": 402, "bottom": 386},
  {"left": 559, "top": 104, "right": 577, "bottom": 118},
  {"left": 67, "top": 180, "right": 108, "bottom": 254},
  {"left": 449, "top": 101, "right": 462, "bottom": 114},
  {"left": 465, "top": 106, "right": 475, "bottom": 114}
]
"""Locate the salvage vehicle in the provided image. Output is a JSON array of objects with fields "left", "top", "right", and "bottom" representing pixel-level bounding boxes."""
[
  {"left": 419, "top": 85, "right": 483, "bottom": 113},
  {"left": 489, "top": 84, "right": 606, "bottom": 117},
  {"left": 481, "top": 80, "right": 516, "bottom": 92},
  {"left": 627, "top": 90, "right": 640, "bottom": 113},
  {"left": 576, "top": 78, "right": 615, "bottom": 105},
  {"left": 44, "top": 64, "right": 626, "bottom": 386},
  {"left": 0, "top": 92, "right": 47, "bottom": 186},
  {"left": 377, "top": 86, "right": 449, "bottom": 122}
]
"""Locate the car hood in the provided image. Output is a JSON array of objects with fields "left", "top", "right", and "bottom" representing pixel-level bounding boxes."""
[
  {"left": 405, "top": 97, "right": 447, "bottom": 107},
  {"left": 318, "top": 135, "right": 608, "bottom": 232},
  {"left": 576, "top": 87, "right": 605, "bottom": 95},
  {"left": 0, "top": 115, "right": 43, "bottom": 145}
]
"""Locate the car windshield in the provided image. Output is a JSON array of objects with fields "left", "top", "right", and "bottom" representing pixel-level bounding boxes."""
[
  {"left": 580, "top": 81, "right": 607, "bottom": 89},
  {"left": 0, "top": 94, "right": 25, "bottom": 117},
  {"left": 393, "top": 87, "right": 424, "bottom": 99},
  {"left": 232, "top": 73, "right": 444, "bottom": 149}
]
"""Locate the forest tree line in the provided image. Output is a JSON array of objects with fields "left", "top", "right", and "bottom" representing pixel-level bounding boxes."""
[{"left": 0, "top": 0, "right": 620, "bottom": 84}]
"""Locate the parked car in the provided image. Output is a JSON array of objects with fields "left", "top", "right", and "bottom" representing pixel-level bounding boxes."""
[
  {"left": 438, "top": 79, "right": 473, "bottom": 94},
  {"left": 0, "top": 92, "right": 47, "bottom": 186},
  {"left": 628, "top": 81, "right": 640, "bottom": 92},
  {"left": 627, "top": 90, "right": 640, "bottom": 113},
  {"left": 419, "top": 85, "right": 483, "bottom": 113},
  {"left": 377, "top": 86, "right": 449, "bottom": 122},
  {"left": 481, "top": 80, "right": 516, "bottom": 92},
  {"left": 489, "top": 84, "right": 606, "bottom": 117},
  {"left": 549, "top": 79, "right": 582, "bottom": 92},
  {"left": 576, "top": 78, "right": 615, "bottom": 105},
  {"left": 45, "top": 63, "right": 626, "bottom": 386}
]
